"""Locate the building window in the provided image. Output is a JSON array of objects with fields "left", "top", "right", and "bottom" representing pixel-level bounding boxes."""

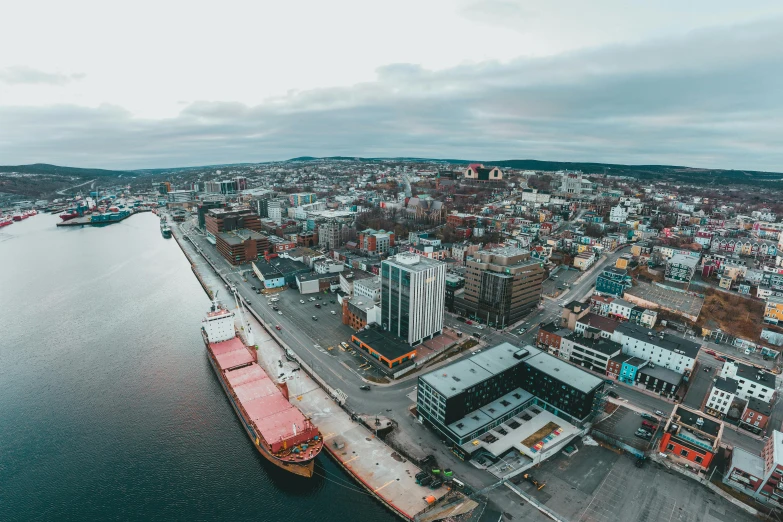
[
  {"left": 695, "top": 456, "right": 704, "bottom": 464},
  {"left": 680, "top": 449, "right": 689, "bottom": 457},
  {"left": 667, "top": 444, "right": 674, "bottom": 451}
]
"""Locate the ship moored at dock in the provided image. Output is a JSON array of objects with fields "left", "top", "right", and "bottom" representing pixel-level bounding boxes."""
[{"left": 202, "top": 297, "right": 323, "bottom": 477}]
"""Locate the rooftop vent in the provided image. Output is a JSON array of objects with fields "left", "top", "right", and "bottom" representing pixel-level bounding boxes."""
[
  {"left": 696, "top": 417, "right": 705, "bottom": 427},
  {"left": 452, "top": 376, "right": 461, "bottom": 382},
  {"left": 472, "top": 415, "right": 480, "bottom": 421}
]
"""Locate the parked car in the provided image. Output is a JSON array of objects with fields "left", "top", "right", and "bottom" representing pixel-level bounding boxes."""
[
  {"left": 272, "top": 306, "right": 279, "bottom": 311},
  {"left": 331, "top": 310, "right": 337, "bottom": 315},
  {"left": 340, "top": 342, "right": 350, "bottom": 349},
  {"left": 270, "top": 298, "right": 279, "bottom": 302},
  {"left": 315, "top": 304, "right": 321, "bottom": 308},
  {"left": 607, "top": 391, "right": 619, "bottom": 398},
  {"left": 255, "top": 289, "right": 261, "bottom": 294},
  {"left": 642, "top": 420, "right": 657, "bottom": 429},
  {"left": 300, "top": 300, "right": 305, "bottom": 304},
  {"left": 330, "top": 300, "right": 335, "bottom": 304},
  {"left": 641, "top": 413, "right": 654, "bottom": 420},
  {"left": 654, "top": 410, "right": 664, "bottom": 416},
  {"left": 705, "top": 349, "right": 716, "bottom": 356},
  {"left": 317, "top": 296, "right": 322, "bottom": 300},
  {"left": 277, "top": 311, "right": 283, "bottom": 315},
  {"left": 275, "top": 325, "right": 281, "bottom": 331},
  {"left": 312, "top": 316, "right": 318, "bottom": 321},
  {"left": 715, "top": 356, "right": 726, "bottom": 362},
  {"left": 476, "top": 325, "right": 484, "bottom": 330},
  {"left": 518, "top": 328, "right": 527, "bottom": 334}
]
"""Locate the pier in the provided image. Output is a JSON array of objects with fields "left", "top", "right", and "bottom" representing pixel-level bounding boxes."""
[
  {"left": 171, "top": 224, "right": 452, "bottom": 521},
  {"left": 56, "top": 208, "right": 151, "bottom": 227}
]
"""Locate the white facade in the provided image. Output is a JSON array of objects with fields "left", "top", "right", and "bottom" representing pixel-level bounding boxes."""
[
  {"left": 202, "top": 307, "right": 235, "bottom": 343},
  {"left": 611, "top": 331, "right": 696, "bottom": 374},
  {"left": 608, "top": 299, "right": 634, "bottom": 320},
  {"left": 354, "top": 276, "right": 381, "bottom": 304},
  {"left": 381, "top": 253, "right": 446, "bottom": 346},
  {"left": 706, "top": 383, "right": 736, "bottom": 416},
  {"left": 609, "top": 205, "right": 629, "bottom": 223},
  {"left": 720, "top": 361, "right": 776, "bottom": 403}
]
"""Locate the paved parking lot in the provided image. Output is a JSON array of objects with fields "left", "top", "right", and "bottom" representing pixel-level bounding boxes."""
[
  {"left": 543, "top": 267, "right": 581, "bottom": 297},
  {"left": 625, "top": 281, "right": 705, "bottom": 319},
  {"left": 593, "top": 405, "right": 660, "bottom": 453},
  {"left": 514, "top": 445, "right": 755, "bottom": 522}
]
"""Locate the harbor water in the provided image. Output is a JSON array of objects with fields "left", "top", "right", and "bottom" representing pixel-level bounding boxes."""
[{"left": 0, "top": 213, "right": 397, "bottom": 522}]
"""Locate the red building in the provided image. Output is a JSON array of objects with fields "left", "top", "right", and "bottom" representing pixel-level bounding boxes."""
[
  {"left": 536, "top": 322, "right": 565, "bottom": 356},
  {"left": 659, "top": 405, "right": 723, "bottom": 470},
  {"left": 739, "top": 398, "right": 772, "bottom": 435}
]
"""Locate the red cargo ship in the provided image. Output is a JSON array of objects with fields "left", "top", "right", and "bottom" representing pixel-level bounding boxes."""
[{"left": 202, "top": 298, "right": 323, "bottom": 478}]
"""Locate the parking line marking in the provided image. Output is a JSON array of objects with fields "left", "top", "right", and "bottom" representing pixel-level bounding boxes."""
[{"left": 374, "top": 479, "right": 395, "bottom": 493}]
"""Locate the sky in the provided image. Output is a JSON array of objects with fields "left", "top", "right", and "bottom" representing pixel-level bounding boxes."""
[{"left": 1, "top": 0, "right": 782, "bottom": 171}]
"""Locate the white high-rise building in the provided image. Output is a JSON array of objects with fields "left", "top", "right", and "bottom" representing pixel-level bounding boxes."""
[{"left": 381, "top": 253, "right": 446, "bottom": 346}]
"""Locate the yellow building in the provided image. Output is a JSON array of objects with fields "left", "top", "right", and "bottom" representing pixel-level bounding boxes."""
[{"left": 764, "top": 297, "right": 783, "bottom": 326}]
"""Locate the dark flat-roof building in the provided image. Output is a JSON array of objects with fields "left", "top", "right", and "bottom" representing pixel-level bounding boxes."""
[
  {"left": 351, "top": 327, "right": 417, "bottom": 371},
  {"left": 205, "top": 207, "right": 261, "bottom": 240},
  {"left": 216, "top": 229, "right": 269, "bottom": 265},
  {"left": 417, "top": 343, "right": 605, "bottom": 453}
]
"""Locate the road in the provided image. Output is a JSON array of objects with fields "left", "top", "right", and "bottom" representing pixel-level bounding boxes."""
[{"left": 176, "top": 214, "right": 770, "bottom": 492}]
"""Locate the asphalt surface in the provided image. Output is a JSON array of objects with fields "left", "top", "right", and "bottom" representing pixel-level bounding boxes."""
[{"left": 175, "top": 214, "right": 772, "bottom": 515}]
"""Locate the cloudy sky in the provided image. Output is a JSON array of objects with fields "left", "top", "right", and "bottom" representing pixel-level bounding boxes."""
[{"left": 1, "top": 0, "right": 782, "bottom": 170}]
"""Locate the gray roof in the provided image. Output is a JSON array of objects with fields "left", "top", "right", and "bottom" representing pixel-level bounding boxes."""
[
  {"left": 731, "top": 447, "right": 765, "bottom": 478},
  {"left": 383, "top": 252, "right": 445, "bottom": 272},
  {"left": 564, "top": 333, "right": 623, "bottom": 356},
  {"left": 674, "top": 405, "right": 721, "bottom": 437},
  {"left": 524, "top": 351, "right": 604, "bottom": 394},
  {"left": 669, "top": 253, "right": 699, "bottom": 268},
  {"left": 730, "top": 360, "right": 776, "bottom": 388},
  {"left": 616, "top": 322, "right": 701, "bottom": 359},
  {"left": 714, "top": 377, "right": 738, "bottom": 394},
  {"left": 420, "top": 343, "right": 536, "bottom": 398},
  {"left": 448, "top": 388, "right": 533, "bottom": 437},
  {"left": 638, "top": 364, "right": 683, "bottom": 385}
]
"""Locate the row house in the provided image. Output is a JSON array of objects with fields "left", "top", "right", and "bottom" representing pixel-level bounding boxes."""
[
  {"left": 711, "top": 237, "right": 778, "bottom": 259},
  {"left": 719, "top": 360, "right": 776, "bottom": 403}
]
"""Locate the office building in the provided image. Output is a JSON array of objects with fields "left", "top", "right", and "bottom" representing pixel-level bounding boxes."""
[
  {"left": 463, "top": 246, "right": 544, "bottom": 328},
  {"left": 216, "top": 229, "right": 269, "bottom": 265},
  {"left": 205, "top": 208, "right": 261, "bottom": 243},
  {"left": 381, "top": 253, "right": 446, "bottom": 346},
  {"left": 358, "top": 229, "right": 395, "bottom": 254},
  {"left": 318, "top": 220, "right": 345, "bottom": 250},
  {"left": 289, "top": 192, "right": 317, "bottom": 206}
]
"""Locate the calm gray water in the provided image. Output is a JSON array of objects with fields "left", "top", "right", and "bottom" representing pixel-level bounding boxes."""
[{"left": 0, "top": 212, "right": 396, "bottom": 522}]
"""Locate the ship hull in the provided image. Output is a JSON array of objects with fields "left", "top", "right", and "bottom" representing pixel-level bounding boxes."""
[{"left": 203, "top": 339, "right": 316, "bottom": 478}]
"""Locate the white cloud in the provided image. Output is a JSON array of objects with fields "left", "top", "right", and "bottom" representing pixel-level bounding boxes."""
[{"left": 0, "top": 1, "right": 782, "bottom": 169}]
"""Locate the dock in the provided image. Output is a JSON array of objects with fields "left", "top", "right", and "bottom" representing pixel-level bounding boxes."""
[
  {"left": 171, "top": 225, "right": 452, "bottom": 521},
  {"left": 56, "top": 208, "right": 150, "bottom": 227}
]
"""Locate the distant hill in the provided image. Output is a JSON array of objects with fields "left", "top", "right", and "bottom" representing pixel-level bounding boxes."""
[
  {"left": 0, "top": 163, "right": 137, "bottom": 177},
  {"left": 286, "top": 156, "right": 783, "bottom": 186}
]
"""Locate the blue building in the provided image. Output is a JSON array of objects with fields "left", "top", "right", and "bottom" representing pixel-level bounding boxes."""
[
  {"left": 613, "top": 355, "right": 648, "bottom": 385},
  {"left": 595, "top": 267, "right": 633, "bottom": 297}
]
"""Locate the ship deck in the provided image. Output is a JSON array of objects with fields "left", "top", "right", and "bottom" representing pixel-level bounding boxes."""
[
  {"left": 209, "top": 337, "right": 317, "bottom": 456},
  {"left": 251, "top": 318, "right": 449, "bottom": 519}
]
